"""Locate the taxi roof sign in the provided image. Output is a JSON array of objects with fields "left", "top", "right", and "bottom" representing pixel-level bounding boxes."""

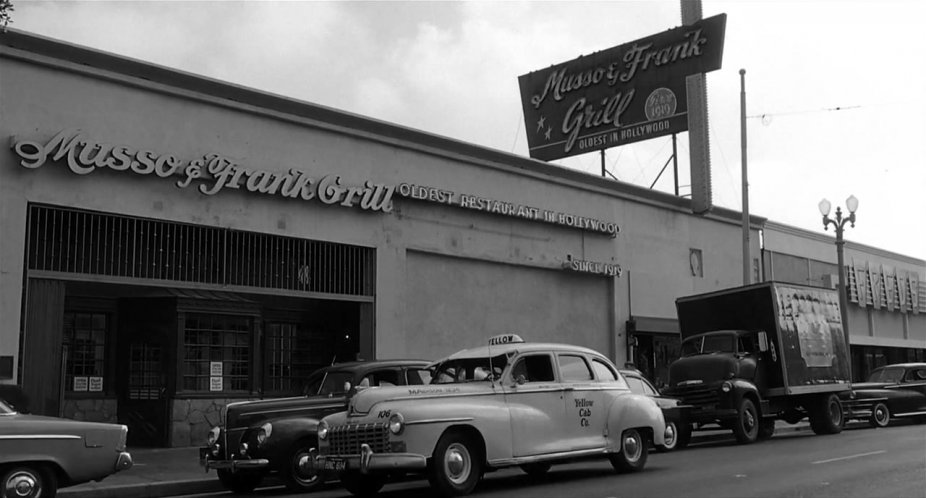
[{"left": 488, "top": 334, "right": 524, "bottom": 346}]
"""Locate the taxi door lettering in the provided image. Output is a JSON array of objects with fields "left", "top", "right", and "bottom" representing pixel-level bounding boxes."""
[{"left": 575, "top": 398, "right": 593, "bottom": 427}]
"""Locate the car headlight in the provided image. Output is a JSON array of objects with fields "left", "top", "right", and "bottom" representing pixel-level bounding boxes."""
[
  {"left": 256, "top": 423, "right": 272, "bottom": 445},
  {"left": 721, "top": 381, "right": 733, "bottom": 393},
  {"left": 317, "top": 420, "right": 329, "bottom": 440},
  {"left": 207, "top": 426, "right": 221, "bottom": 445},
  {"left": 388, "top": 413, "right": 405, "bottom": 435}
]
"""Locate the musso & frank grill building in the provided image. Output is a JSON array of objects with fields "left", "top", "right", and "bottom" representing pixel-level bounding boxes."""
[{"left": 1, "top": 30, "right": 923, "bottom": 447}]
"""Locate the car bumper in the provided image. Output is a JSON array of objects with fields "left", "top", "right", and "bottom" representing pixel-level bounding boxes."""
[
  {"left": 310, "top": 445, "right": 427, "bottom": 474},
  {"left": 116, "top": 451, "right": 134, "bottom": 472},
  {"left": 199, "top": 447, "right": 269, "bottom": 472}
]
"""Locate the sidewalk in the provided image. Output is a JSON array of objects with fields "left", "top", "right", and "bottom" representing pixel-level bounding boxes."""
[{"left": 59, "top": 420, "right": 813, "bottom": 498}]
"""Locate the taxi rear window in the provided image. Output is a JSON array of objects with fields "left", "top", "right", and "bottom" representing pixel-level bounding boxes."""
[{"left": 591, "top": 358, "right": 628, "bottom": 387}]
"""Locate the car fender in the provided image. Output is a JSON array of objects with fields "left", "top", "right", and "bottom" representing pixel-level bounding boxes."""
[
  {"left": 604, "top": 393, "right": 666, "bottom": 449},
  {"left": 250, "top": 416, "right": 321, "bottom": 462}
]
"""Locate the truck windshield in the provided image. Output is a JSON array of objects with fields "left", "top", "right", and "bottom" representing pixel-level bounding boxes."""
[
  {"left": 680, "top": 334, "right": 735, "bottom": 356},
  {"left": 432, "top": 355, "right": 508, "bottom": 384}
]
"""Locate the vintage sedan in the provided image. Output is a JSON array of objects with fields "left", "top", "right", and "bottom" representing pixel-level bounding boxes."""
[
  {"left": 310, "top": 335, "right": 666, "bottom": 497},
  {"left": 200, "top": 359, "right": 432, "bottom": 493},
  {"left": 620, "top": 369, "right": 692, "bottom": 451},
  {"left": 842, "top": 362, "right": 926, "bottom": 428},
  {"left": 0, "top": 397, "right": 133, "bottom": 498}
]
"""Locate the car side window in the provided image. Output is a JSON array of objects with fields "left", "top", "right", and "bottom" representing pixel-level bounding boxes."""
[
  {"left": 406, "top": 368, "right": 432, "bottom": 385},
  {"left": 640, "top": 377, "right": 659, "bottom": 396},
  {"left": 511, "top": 354, "right": 555, "bottom": 383},
  {"left": 625, "top": 375, "right": 645, "bottom": 395},
  {"left": 558, "top": 354, "right": 594, "bottom": 382},
  {"left": 591, "top": 358, "right": 619, "bottom": 382},
  {"left": 906, "top": 368, "right": 926, "bottom": 382},
  {"left": 361, "top": 369, "right": 400, "bottom": 387}
]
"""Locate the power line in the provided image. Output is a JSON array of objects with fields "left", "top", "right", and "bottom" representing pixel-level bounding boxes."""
[{"left": 747, "top": 104, "right": 862, "bottom": 122}]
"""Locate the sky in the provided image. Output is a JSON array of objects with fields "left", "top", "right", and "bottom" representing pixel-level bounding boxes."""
[{"left": 7, "top": 0, "right": 926, "bottom": 260}]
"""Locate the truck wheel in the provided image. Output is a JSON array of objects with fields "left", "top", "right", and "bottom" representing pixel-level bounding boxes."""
[
  {"left": 732, "top": 398, "right": 759, "bottom": 444},
  {"left": 1, "top": 465, "right": 57, "bottom": 498},
  {"left": 281, "top": 440, "right": 322, "bottom": 492},
  {"left": 869, "top": 402, "right": 890, "bottom": 428},
  {"left": 657, "top": 421, "right": 679, "bottom": 452},
  {"left": 608, "top": 428, "right": 648, "bottom": 472},
  {"left": 340, "top": 471, "right": 385, "bottom": 497},
  {"left": 810, "top": 394, "right": 844, "bottom": 435},
  {"left": 758, "top": 419, "right": 775, "bottom": 440},
  {"left": 428, "top": 431, "right": 483, "bottom": 496},
  {"left": 217, "top": 469, "right": 262, "bottom": 493}
]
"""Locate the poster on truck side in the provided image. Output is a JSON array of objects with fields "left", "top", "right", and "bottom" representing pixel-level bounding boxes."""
[{"left": 775, "top": 285, "right": 850, "bottom": 386}]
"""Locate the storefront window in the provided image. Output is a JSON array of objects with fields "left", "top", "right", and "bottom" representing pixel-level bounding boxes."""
[
  {"left": 265, "top": 322, "right": 327, "bottom": 394},
  {"left": 63, "top": 311, "right": 108, "bottom": 393},
  {"left": 182, "top": 313, "right": 252, "bottom": 392}
]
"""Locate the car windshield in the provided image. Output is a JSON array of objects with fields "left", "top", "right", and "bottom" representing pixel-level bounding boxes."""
[
  {"left": 867, "top": 367, "right": 904, "bottom": 384},
  {"left": 680, "top": 334, "right": 735, "bottom": 357},
  {"left": 432, "top": 355, "right": 508, "bottom": 384}
]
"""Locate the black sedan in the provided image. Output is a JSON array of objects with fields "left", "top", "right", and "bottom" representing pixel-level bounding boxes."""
[
  {"left": 621, "top": 369, "right": 692, "bottom": 450},
  {"left": 842, "top": 362, "right": 926, "bottom": 428}
]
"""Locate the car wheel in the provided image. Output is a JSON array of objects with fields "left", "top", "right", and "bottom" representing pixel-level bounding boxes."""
[
  {"left": 281, "top": 440, "right": 322, "bottom": 492},
  {"left": 340, "top": 471, "right": 385, "bottom": 497},
  {"left": 869, "top": 402, "right": 890, "bottom": 428},
  {"left": 758, "top": 419, "right": 775, "bottom": 440},
  {"left": 608, "top": 428, "right": 648, "bottom": 472},
  {"left": 428, "top": 431, "right": 483, "bottom": 497},
  {"left": 732, "top": 398, "right": 759, "bottom": 444},
  {"left": 809, "top": 394, "right": 844, "bottom": 435},
  {"left": 216, "top": 469, "right": 262, "bottom": 494},
  {"left": 519, "top": 462, "right": 552, "bottom": 476},
  {"left": 656, "top": 420, "right": 678, "bottom": 452},
  {"left": 1, "top": 465, "right": 57, "bottom": 498}
]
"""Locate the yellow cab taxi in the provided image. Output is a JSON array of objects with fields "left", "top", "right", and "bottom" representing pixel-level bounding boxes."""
[{"left": 309, "top": 334, "right": 666, "bottom": 497}]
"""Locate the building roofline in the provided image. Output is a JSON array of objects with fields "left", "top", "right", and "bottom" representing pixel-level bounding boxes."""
[
  {"left": 0, "top": 28, "right": 766, "bottom": 228},
  {"left": 763, "top": 220, "right": 924, "bottom": 264}
]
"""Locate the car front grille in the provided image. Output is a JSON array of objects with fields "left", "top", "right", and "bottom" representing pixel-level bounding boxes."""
[{"left": 327, "top": 422, "right": 390, "bottom": 455}]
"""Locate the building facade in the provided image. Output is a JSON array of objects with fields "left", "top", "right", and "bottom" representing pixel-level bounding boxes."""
[{"left": 1, "top": 30, "right": 921, "bottom": 449}]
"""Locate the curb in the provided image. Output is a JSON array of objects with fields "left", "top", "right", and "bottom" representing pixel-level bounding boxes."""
[{"left": 59, "top": 479, "right": 225, "bottom": 498}]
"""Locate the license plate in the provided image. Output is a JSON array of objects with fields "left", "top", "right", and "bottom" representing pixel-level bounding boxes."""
[{"left": 324, "top": 458, "right": 346, "bottom": 472}]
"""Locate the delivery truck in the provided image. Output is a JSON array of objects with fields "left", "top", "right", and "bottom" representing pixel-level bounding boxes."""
[{"left": 663, "top": 281, "right": 850, "bottom": 444}]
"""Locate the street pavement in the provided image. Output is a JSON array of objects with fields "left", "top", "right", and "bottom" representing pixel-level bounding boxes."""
[{"left": 59, "top": 421, "right": 814, "bottom": 498}]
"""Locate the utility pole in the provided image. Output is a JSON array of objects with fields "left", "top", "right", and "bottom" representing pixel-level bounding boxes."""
[{"left": 740, "top": 69, "right": 750, "bottom": 285}]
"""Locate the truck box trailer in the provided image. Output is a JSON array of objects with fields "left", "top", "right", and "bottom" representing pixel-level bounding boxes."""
[{"left": 664, "top": 281, "right": 850, "bottom": 443}]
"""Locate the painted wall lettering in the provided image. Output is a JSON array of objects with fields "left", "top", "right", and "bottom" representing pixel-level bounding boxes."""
[
  {"left": 397, "top": 182, "right": 620, "bottom": 237},
  {"left": 11, "top": 130, "right": 394, "bottom": 213}
]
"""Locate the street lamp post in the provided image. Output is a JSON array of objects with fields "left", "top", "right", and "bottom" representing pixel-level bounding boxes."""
[{"left": 818, "top": 195, "right": 859, "bottom": 381}]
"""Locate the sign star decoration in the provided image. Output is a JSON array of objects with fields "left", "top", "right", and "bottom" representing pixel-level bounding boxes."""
[{"left": 535, "top": 115, "right": 546, "bottom": 132}]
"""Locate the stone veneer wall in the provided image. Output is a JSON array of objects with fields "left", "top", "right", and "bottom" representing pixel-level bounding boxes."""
[
  {"left": 61, "top": 398, "right": 118, "bottom": 423},
  {"left": 171, "top": 397, "right": 256, "bottom": 447}
]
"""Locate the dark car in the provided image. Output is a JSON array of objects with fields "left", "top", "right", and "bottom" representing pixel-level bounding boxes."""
[
  {"left": 0, "top": 395, "right": 133, "bottom": 498},
  {"left": 842, "top": 362, "right": 926, "bottom": 428},
  {"left": 620, "top": 369, "right": 692, "bottom": 450},
  {"left": 200, "top": 359, "right": 431, "bottom": 493}
]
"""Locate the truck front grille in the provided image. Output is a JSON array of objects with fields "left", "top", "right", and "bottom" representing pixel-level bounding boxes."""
[
  {"left": 673, "top": 385, "right": 719, "bottom": 406},
  {"left": 328, "top": 422, "right": 390, "bottom": 455}
]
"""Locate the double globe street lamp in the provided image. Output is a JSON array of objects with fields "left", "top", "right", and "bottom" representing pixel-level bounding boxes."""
[{"left": 818, "top": 195, "right": 859, "bottom": 381}]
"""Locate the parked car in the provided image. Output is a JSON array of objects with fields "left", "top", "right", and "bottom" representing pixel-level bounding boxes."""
[
  {"left": 620, "top": 369, "right": 692, "bottom": 451},
  {"left": 842, "top": 362, "right": 926, "bottom": 428},
  {"left": 0, "top": 396, "right": 133, "bottom": 498},
  {"left": 310, "top": 334, "right": 666, "bottom": 497},
  {"left": 200, "top": 359, "right": 432, "bottom": 494}
]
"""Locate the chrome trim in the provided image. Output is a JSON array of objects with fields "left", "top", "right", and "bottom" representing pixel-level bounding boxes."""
[
  {"left": 488, "top": 447, "right": 607, "bottom": 467},
  {"left": 406, "top": 417, "right": 474, "bottom": 426},
  {"left": 244, "top": 404, "right": 343, "bottom": 417},
  {"left": 0, "top": 435, "right": 82, "bottom": 440},
  {"left": 204, "top": 458, "right": 270, "bottom": 471},
  {"left": 894, "top": 410, "right": 926, "bottom": 417}
]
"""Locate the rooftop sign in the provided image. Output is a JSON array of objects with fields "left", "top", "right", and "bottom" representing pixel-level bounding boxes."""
[{"left": 518, "top": 14, "right": 726, "bottom": 161}]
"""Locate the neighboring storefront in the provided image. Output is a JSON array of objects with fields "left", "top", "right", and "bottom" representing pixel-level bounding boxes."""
[{"left": 763, "top": 222, "right": 926, "bottom": 381}]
